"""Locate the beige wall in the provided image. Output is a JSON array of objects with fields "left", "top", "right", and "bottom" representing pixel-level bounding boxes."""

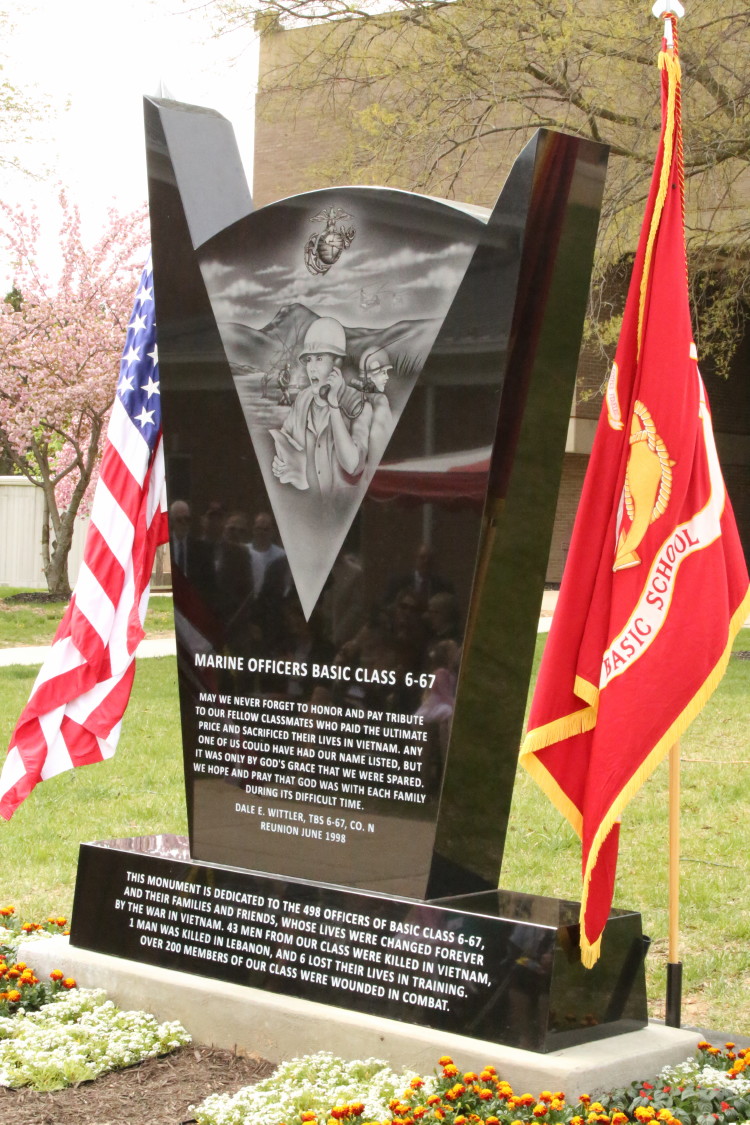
[{"left": 0, "top": 477, "right": 89, "bottom": 590}]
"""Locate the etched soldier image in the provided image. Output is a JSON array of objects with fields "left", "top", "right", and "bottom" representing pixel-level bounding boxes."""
[{"left": 270, "top": 317, "right": 376, "bottom": 494}]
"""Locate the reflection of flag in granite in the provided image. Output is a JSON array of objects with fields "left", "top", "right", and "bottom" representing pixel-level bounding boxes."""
[
  {"left": 0, "top": 261, "right": 169, "bottom": 820},
  {"left": 520, "top": 21, "right": 750, "bottom": 967}
]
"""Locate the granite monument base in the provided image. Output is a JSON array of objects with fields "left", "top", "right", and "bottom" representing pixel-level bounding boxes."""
[{"left": 70, "top": 835, "right": 648, "bottom": 1054}]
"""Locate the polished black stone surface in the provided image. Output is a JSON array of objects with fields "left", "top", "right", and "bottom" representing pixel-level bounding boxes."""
[
  {"left": 146, "top": 95, "right": 608, "bottom": 901},
  {"left": 71, "top": 836, "right": 648, "bottom": 1051}
]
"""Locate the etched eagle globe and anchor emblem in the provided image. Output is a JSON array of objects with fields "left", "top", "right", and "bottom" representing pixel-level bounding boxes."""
[{"left": 304, "top": 206, "right": 357, "bottom": 275}]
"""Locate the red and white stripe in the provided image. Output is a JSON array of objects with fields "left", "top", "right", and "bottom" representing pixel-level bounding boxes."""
[{"left": 0, "top": 267, "right": 168, "bottom": 819}]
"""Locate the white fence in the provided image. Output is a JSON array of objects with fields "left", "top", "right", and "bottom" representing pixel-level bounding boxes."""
[{"left": 0, "top": 476, "right": 88, "bottom": 590}]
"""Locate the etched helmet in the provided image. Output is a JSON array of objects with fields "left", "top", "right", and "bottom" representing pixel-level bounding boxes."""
[
  {"left": 359, "top": 346, "right": 393, "bottom": 389},
  {"left": 298, "top": 317, "right": 347, "bottom": 360}
]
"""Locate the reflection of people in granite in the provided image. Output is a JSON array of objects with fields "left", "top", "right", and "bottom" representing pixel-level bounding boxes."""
[
  {"left": 277, "top": 597, "right": 335, "bottom": 700},
  {"left": 247, "top": 512, "right": 288, "bottom": 599},
  {"left": 416, "top": 638, "right": 460, "bottom": 786},
  {"left": 503, "top": 925, "right": 555, "bottom": 1051},
  {"left": 426, "top": 591, "right": 462, "bottom": 644},
  {"left": 270, "top": 317, "right": 370, "bottom": 495},
  {"left": 169, "top": 499, "right": 218, "bottom": 605},
  {"left": 384, "top": 543, "right": 454, "bottom": 610},
  {"left": 320, "top": 549, "right": 365, "bottom": 647}
]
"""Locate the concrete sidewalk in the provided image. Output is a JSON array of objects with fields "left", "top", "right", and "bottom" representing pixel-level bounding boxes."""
[{"left": 0, "top": 636, "right": 177, "bottom": 668}]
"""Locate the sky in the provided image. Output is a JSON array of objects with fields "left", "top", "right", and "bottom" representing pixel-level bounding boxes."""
[{"left": 1, "top": 0, "right": 259, "bottom": 276}]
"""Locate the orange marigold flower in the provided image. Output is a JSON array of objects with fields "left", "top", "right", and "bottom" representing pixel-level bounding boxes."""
[
  {"left": 533, "top": 1104, "right": 548, "bottom": 1116},
  {"left": 426, "top": 1095, "right": 441, "bottom": 1106},
  {"left": 454, "top": 1117, "right": 467, "bottom": 1125},
  {"left": 657, "top": 1109, "right": 672, "bottom": 1121},
  {"left": 21, "top": 922, "right": 39, "bottom": 932},
  {"left": 708, "top": 1048, "right": 721, "bottom": 1056},
  {"left": 540, "top": 1091, "right": 554, "bottom": 1103},
  {"left": 520, "top": 1094, "right": 536, "bottom": 1107},
  {"left": 579, "top": 1096, "right": 592, "bottom": 1106},
  {"left": 300, "top": 1114, "right": 317, "bottom": 1122},
  {"left": 570, "top": 1117, "right": 584, "bottom": 1125},
  {"left": 551, "top": 1099, "right": 565, "bottom": 1111},
  {"left": 6, "top": 969, "right": 20, "bottom": 979},
  {"left": 726, "top": 1043, "right": 736, "bottom": 1050},
  {"left": 443, "top": 1064, "right": 459, "bottom": 1077},
  {"left": 413, "top": 1110, "right": 427, "bottom": 1121},
  {"left": 590, "top": 1102, "right": 605, "bottom": 1113},
  {"left": 612, "top": 1113, "right": 629, "bottom": 1124},
  {"left": 50, "top": 970, "right": 64, "bottom": 982},
  {"left": 6, "top": 989, "right": 21, "bottom": 1003},
  {"left": 479, "top": 1089, "right": 493, "bottom": 1101},
  {"left": 488, "top": 1119, "right": 503, "bottom": 1125},
  {"left": 438, "top": 1055, "right": 454, "bottom": 1067},
  {"left": 434, "top": 1112, "right": 446, "bottom": 1121},
  {"left": 697, "top": 1041, "right": 710, "bottom": 1050},
  {"left": 62, "top": 977, "right": 76, "bottom": 989},
  {"left": 410, "top": 1078, "right": 424, "bottom": 1089},
  {"left": 0, "top": 906, "right": 14, "bottom": 916},
  {"left": 464, "top": 1072, "right": 478, "bottom": 1082},
  {"left": 350, "top": 1104, "right": 365, "bottom": 1116}
]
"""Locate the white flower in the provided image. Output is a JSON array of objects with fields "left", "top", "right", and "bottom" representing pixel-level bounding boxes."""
[{"left": 191, "top": 1051, "right": 428, "bottom": 1125}]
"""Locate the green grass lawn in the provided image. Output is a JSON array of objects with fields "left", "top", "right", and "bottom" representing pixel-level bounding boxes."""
[
  {"left": 0, "top": 589, "right": 175, "bottom": 647},
  {"left": 0, "top": 585, "right": 747, "bottom": 1034}
]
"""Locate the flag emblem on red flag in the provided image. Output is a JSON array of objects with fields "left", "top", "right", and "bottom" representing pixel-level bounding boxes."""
[
  {"left": 520, "top": 19, "right": 750, "bottom": 967},
  {"left": 0, "top": 260, "right": 169, "bottom": 820}
]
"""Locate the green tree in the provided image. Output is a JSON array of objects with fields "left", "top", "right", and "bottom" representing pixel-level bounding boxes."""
[{"left": 210, "top": 0, "right": 750, "bottom": 376}]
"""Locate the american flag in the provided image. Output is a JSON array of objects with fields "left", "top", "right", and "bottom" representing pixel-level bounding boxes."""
[{"left": 0, "top": 259, "right": 169, "bottom": 820}]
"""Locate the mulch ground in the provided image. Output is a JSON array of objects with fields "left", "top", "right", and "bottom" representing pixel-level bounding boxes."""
[{"left": 0, "top": 1045, "right": 276, "bottom": 1125}]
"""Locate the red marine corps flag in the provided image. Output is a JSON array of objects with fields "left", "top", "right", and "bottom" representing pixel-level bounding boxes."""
[{"left": 520, "top": 13, "right": 750, "bottom": 968}]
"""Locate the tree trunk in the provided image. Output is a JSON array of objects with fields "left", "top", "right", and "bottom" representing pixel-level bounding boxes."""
[{"left": 44, "top": 497, "right": 73, "bottom": 600}]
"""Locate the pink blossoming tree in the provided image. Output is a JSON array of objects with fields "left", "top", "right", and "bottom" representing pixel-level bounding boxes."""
[{"left": 0, "top": 192, "right": 148, "bottom": 597}]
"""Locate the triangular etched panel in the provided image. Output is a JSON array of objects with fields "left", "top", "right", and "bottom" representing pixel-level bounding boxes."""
[{"left": 195, "top": 190, "right": 482, "bottom": 616}]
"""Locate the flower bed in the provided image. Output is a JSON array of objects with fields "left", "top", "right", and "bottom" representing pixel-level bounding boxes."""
[
  {"left": 191, "top": 1047, "right": 750, "bottom": 1125},
  {"left": 0, "top": 905, "right": 191, "bottom": 1091}
]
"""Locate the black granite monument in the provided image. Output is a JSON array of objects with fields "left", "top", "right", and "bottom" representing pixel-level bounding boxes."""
[{"left": 70, "top": 98, "right": 648, "bottom": 1051}]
